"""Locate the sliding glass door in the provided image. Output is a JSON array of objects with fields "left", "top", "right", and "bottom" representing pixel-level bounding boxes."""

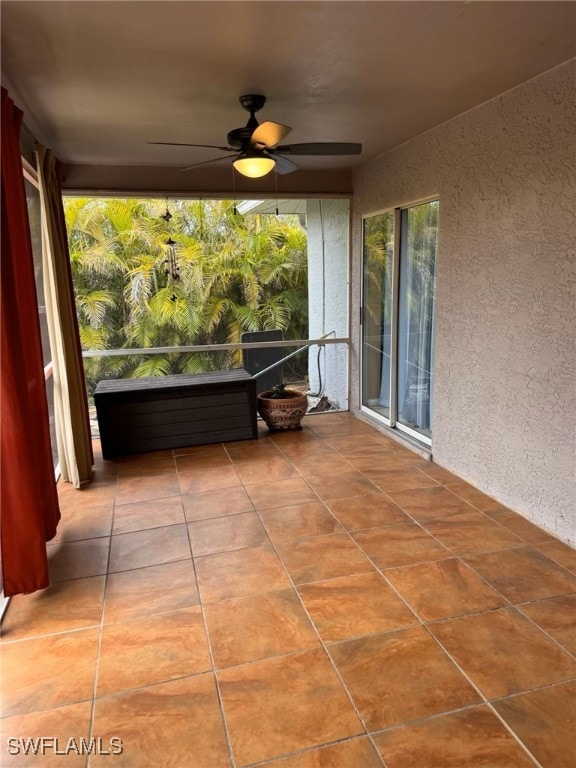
[
  {"left": 24, "top": 171, "right": 59, "bottom": 471},
  {"left": 362, "top": 210, "right": 394, "bottom": 420},
  {"left": 361, "top": 200, "right": 438, "bottom": 443}
]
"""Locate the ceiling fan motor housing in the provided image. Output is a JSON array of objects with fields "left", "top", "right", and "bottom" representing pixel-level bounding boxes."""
[
  {"left": 228, "top": 94, "right": 267, "bottom": 149},
  {"left": 227, "top": 126, "right": 256, "bottom": 150},
  {"left": 239, "top": 94, "right": 266, "bottom": 113}
]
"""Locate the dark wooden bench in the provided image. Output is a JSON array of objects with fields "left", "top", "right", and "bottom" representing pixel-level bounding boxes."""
[{"left": 94, "top": 369, "right": 257, "bottom": 459}]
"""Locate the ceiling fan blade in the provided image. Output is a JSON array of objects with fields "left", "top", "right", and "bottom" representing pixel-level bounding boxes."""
[
  {"left": 180, "top": 155, "right": 237, "bottom": 172},
  {"left": 148, "top": 142, "right": 235, "bottom": 152},
  {"left": 251, "top": 121, "right": 292, "bottom": 149},
  {"left": 275, "top": 142, "right": 362, "bottom": 156},
  {"left": 268, "top": 152, "right": 299, "bottom": 175}
]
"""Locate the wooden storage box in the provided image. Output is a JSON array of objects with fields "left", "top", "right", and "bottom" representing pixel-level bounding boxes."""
[{"left": 94, "top": 369, "right": 257, "bottom": 459}]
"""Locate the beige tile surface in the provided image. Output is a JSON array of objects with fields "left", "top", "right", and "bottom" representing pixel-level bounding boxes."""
[
  {"left": 112, "top": 496, "right": 185, "bottom": 535},
  {"left": 518, "top": 594, "right": 576, "bottom": 655},
  {"left": 352, "top": 523, "right": 450, "bottom": 569},
  {"left": 92, "top": 675, "right": 231, "bottom": 768},
  {"left": 298, "top": 572, "right": 417, "bottom": 642},
  {"left": 493, "top": 681, "right": 576, "bottom": 768},
  {"left": 385, "top": 558, "right": 507, "bottom": 622},
  {"left": 1, "top": 576, "right": 105, "bottom": 642},
  {"left": 96, "top": 607, "right": 211, "bottom": 696},
  {"left": 187, "top": 511, "right": 268, "bottom": 556},
  {"left": 325, "top": 493, "right": 410, "bottom": 530},
  {"left": 329, "top": 626, "right": 480, "bottom": 730},
  {"left": 182, "top": 485, "right": 254, "bottom": 521},
  {"left": 204, "top": 588, "right": 319, "bottom": 667},
  {"left": 276, "top": 533, "right": 375, "bottom": 584},
  {"left": 258, "top": 500, "right": 343, "bottom": 543},
  {"left": 103, "top": 559, "right": 199, "bottom": 623},
  {"left": 195, "top": 543, "right": 291, "bottom": 603},
  {"left": 1, "top": 629, "right": 99, "bottom": 717},
  {"left": 374, "top": 706, "right": 536, "bottom": 768},
  {"left": 218, "top": 648, "right": 363, "bottom": 766},
  {"left": 429, "top": 607, "right": 576, "bottom": 698},
  {"left": 5, "top": 420, "right": 574, "bottom": 768},
  {"left": 0, "top": 701, "right": 93, "bottom": 768},
  {"left": 463, "top": 545, "right": 576, "bottom": 603},
  {"left": 108, "top": 524, "right": 191, "bottom": 572}
]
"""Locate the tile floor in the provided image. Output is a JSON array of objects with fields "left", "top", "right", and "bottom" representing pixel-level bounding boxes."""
[{"left": 1, "top": 412, "right": 575, "bottom": 767}]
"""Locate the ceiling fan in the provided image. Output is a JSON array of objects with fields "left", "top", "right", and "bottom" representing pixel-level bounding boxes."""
[{"left": 149, "top": 94, "right": 362, "bottom": 178}]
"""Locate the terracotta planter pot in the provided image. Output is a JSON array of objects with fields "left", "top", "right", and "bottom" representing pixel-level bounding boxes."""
[{"left": 257, "top": 389, "right": 308, "bottom": 431}]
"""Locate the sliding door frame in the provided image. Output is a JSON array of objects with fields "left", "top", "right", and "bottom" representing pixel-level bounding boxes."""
[{"left": 360, "top": 196, "right": 438, "bottom": 447}]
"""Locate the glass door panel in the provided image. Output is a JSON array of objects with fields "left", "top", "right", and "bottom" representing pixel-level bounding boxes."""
[
  {"left": 25, "top": 175, "right": 59, "bottom": 471},
  {"left": 397, "top": 201, "right": 438, "bottom": 438},
  {"left": 362, "top": 211, "right": 394, "bottom": 420}
]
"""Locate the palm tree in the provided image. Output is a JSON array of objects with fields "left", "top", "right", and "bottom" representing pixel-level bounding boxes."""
[{"left": 64, "top": 198, "right": 309, "bottom": 394}]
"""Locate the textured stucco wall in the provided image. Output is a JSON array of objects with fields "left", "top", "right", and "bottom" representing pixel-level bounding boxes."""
[
  {"left": 307, "top": 199, "right": 350, "bottom": 410},
  {"left": 352, "top": 60, "right": 576, "bottom": 543}
]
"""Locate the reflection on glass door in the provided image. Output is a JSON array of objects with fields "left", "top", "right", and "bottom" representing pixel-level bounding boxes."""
[
  {"left": 24, "top": 173, "right": 59, "bottom": 472},
  {"left": 362, "top": 200, "right": 438, "bottom": 443},
  {"left": 397, "top": 202, "right": 437, "bottom": 438},
  {"left": 361, "top": 211, "right": 394, "bottom": 420}
]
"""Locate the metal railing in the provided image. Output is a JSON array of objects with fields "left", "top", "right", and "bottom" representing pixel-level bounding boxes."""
[{"left": 80, "top": 332, "right": 348, "bottom": 359}]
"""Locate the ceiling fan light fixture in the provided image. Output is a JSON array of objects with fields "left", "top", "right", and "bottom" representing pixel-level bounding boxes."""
[{"left": 233, "top": 152, "right": 275, "bottom": 178}]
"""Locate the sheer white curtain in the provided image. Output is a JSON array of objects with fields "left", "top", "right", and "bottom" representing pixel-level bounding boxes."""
[{"left": 37, "top": 145, "right": 93, "bottom": 487}]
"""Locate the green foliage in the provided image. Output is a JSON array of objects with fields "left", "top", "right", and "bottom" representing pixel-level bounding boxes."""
[
  {"left": 268, "top": 383, "right": 292, "bottom": 399},
  {"left": 65, "top": 198, "right": 309, "bottom": 394}
]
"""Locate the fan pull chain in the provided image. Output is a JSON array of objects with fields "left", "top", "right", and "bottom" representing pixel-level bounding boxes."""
[
  {"left": 275, "top": 167, "right": 279, "bottom": 216},
  {"left": 231, "top": 165, "right": 238, "bottom": 216}
]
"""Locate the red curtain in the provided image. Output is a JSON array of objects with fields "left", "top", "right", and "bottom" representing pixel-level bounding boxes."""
[{"left": 1, "top": 88, "right": 61, "bottom": 596}]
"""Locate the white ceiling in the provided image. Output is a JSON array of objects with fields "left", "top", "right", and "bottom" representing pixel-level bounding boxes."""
[{"left": 2, "top": 0, "right": 575, "bottom": 178}]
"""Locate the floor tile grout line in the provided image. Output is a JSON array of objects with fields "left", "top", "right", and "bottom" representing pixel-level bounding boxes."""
[
  {"left": 369, "top": 516, "right": 576, "bottom": 660},
  {"left": 130, "top": 434, "right": 573, "bottom": 659},
  {"left": 182, "top": 482, "right": 239, "bottom": 768},
  {"left": 293, "top": 477, "right": 470, "bottom": 632},
  {"left": 86, "top": 465, "right": 119, "bottom": 768},
  {"left": 513, "top": 602, "right": 576, "bottom": 661},
  {"left": 246, "top": 502, "right": 388, "bottom": 768},
  {"left": 332, "top": 478, "right": 576, "bottom": 627},
  {"left": 515, "top": 592, "right": 576, "bottom": 608},
  {"left": 90, "top": 463, "right": 542, "bottom": 548},
  {"left": 485, "top": 705, "right": 544, "bottom": 768},
  {"left": 430, "top": 608, "right": 576, "bottom": 710},
  {"left": 530, "top": 547, "right": 576, "bottom": 577},
  {"left": 106, "top": 553, "right": 193, "bottom": 577},
  {"left": 207, "top": 639, "right": 324, "bottom": 675},
  {"left": 420, "top": 623, "right": 545, "bottom": 768},
  {"left": 370, "top": 701, "right": 544, "bottom": 768},
  {"left": 358, "top": 504, "right": 522, "bottom": 617},
  {"left": 99, "top": 601, "right": 201, "bottom": 630},
  {"left": 448, "top": 552, "right": 576, "bottom": 633},
  {"left": 15, "top": 428, "right": 573, "bottom": 765},
  {"left": 366, "top": 699, "right": 510, "bottom": 735},
  {"left": 1, "top": 622, "right": 104, "bottom": 646},
  {"left": 243, "top": 437, "right": 426, "bottom": 762},
  {"left": 240, "top": 734, "right": 386, "bottom": 768},
  {"left": 437, "top": 485, "right": 570, "bottom": 550},
  {"left": 51, "top": 440, "right": 576, "bottom": 635},
  {"left": 489, "top": 675, "right": 576, "bottom": 704},
  {"left": 90, "top": 447, "right": 236, "bottom": 766},
  {"left": 244, "top": 431, "right": 573, "bottom": 765},
  {"left": 343, "top": 457, "right": 570, "bottom": 558}
]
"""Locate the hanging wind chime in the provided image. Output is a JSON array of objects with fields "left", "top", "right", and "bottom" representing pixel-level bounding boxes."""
[{"left": 160, "top": 202, "right": 180, "bottom": 301}]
